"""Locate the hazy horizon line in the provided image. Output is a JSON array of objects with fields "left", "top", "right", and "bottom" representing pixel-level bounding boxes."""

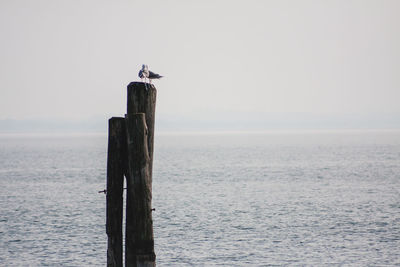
[{"left": 0, "top": 112, "right": 399, "bottom": 133}]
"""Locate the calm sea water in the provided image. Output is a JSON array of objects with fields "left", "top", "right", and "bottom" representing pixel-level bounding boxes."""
[{"left": 1, "top": 130, "right": 399, "bottom": 266}]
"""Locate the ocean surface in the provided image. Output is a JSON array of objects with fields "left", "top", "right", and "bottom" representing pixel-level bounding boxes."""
[{"left": 1, "top": 130, "right": 399, "bottom": 266}]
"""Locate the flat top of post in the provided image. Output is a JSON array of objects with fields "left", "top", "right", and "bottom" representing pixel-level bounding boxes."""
[{"left": 128, "top": 82, "right": 156, "bottom": 90}]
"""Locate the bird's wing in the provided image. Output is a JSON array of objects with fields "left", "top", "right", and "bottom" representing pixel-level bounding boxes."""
[{"left": 148, "top": 71, "right": 163, "bottom": 79}]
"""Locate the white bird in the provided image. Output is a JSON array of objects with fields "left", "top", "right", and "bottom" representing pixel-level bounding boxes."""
[
  {"left": 138, "top": 64, "right": 163, "bottom": 84},
  {"left": 138, "top": 64, "right": 149, "bottom": 82}
]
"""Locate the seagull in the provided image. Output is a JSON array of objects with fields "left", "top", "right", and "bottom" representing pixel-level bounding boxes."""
[
  {"left": 138, "top": 64, "right": 149, "bottom": 82},
  {"left": 138, "top": 64, "right": 163, "bottom": 84}
]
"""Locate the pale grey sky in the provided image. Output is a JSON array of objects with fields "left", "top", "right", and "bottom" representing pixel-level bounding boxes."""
[{"left": 1, "top": 1, "right": 399, "bottom": 126}]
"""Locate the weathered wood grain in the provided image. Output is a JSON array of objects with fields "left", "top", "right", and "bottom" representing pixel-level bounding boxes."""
[
  {"left": 125, "top": 113, "right": 156, "bottom": 267},
  {"left": 127, "top": 82, "right": 157, "bottom": 178},
  {"left": 106, "top": 117, "right": 126, "bottom": 267}
]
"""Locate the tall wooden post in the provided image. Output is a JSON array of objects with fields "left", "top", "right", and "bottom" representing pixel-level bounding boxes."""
[
  {"left": 127, "top": 82, "right": 157, "bottom": 177},
  {"left": 106, "top": 117, "right": 126, "bottom": 267},
  {"left": 125, "top": 113, "right": 156, "bottom": 267}
]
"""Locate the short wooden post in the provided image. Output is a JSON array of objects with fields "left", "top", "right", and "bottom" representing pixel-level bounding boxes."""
[
  {"left": 125, "top": 113, "right": 156, "bottom": 267},
  {"left": 106, "top": 117, "right": 126, "bottom": 267}
]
